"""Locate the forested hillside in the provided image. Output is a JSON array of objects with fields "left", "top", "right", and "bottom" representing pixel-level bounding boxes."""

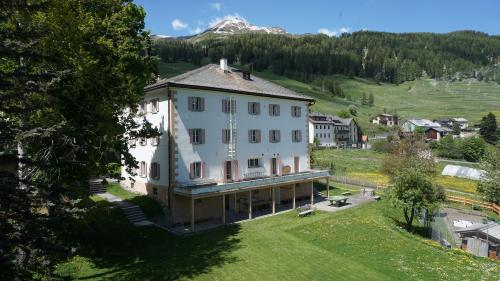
[
  {"left": 152, "top": 31, "right": 500, "bottom": 84},
  {"left": 157, "top": 61, "right": 500, "bottom": 133}
]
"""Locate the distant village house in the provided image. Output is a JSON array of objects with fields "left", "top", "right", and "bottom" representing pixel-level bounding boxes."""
[{"left": 371, "top": 113, "right": 398, "bottom": 127}]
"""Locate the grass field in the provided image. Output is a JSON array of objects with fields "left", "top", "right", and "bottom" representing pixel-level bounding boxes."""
[
  {"left": 55, "top": 197, "right": 499, "bottom": 280},
  {"left": 107, "top": 183, "right": 164, "bottom": 218},
  {"left": 255, "top": 71, "right": 500, "bottom": 131},
  {"left": 312, "top": 149, "right": 479, "bottom": 194}
]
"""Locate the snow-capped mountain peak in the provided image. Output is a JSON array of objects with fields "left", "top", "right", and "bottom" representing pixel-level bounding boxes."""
[{"left": 203, "top": 17, "right": 286, "bottom": 35}]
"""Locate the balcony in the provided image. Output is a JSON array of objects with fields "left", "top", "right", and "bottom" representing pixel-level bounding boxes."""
[{"left": 174, "top": 169, "right": 330, "bottom": 197}]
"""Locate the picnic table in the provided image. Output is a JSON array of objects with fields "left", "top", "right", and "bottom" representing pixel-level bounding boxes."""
[{"left": 329, "top": 195, "right": 348, "bottom": 207}]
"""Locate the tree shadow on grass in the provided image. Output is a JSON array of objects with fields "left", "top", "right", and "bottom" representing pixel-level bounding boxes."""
[
  {"left": 61, "top": 206, "right": 242, "bottom": 281},
  {"left": 388, "top": 216, "right": 431, "bottom": 238}
]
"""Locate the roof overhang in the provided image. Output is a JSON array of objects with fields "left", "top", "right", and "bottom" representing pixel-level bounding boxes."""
[{"left": 145, "top": 81, "right": 315, "bottom": 103}]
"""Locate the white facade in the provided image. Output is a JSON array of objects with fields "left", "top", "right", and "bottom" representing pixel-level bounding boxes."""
[
  {"left": 309, "top": 121, "right": 335, "bottom": 147},
  {"left": 121, "top": 91, "right": 169, "bottom": 193},
  {"left": 308, "top": 114, "right": 360, "bottom": 148},
  {"left": 173, "top": 88, "right": 310, "bottom": 185},
  {"left": 122, "top": 84, "right": 311, "bottom": 194}
]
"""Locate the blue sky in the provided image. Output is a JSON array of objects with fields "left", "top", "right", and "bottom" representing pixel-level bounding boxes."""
[{"left": 134, "top": 0, "right": 500, "bottom": 37}]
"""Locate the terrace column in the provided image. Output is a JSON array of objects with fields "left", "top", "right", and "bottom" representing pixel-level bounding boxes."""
[
  {"left": 326, "top": 177, "right": 330, "bottom": 198},
  {"left": 310, "top": 181, "right": 314, "bottom": 205},
  {"left": 292, "top": 184, "right": 296, "bottom": 209},
  {"left": 191, "top": 197, "right": 195, "bottom": 232},
  {"left": 248, "top": 190, "right": 252, "bottom": 220},
  {"left": 272, "top": 186, "right": 276, "bottom": 214},
  {"left": 222, "top": 194, "right": 226, "bottom": 225}
]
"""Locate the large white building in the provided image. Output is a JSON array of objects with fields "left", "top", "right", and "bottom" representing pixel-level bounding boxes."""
[{"left": 122, "top": 59, "right": 329, "bottom": 231}]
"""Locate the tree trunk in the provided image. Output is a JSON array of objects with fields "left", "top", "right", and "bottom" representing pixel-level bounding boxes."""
[{"left": 403, "top": 207, "right": 415, "bottom": 231}]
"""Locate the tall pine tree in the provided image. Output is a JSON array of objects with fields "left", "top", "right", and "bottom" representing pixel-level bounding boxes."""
[{"left": 479, "top": 112, "right": 498, "bottom": 144}]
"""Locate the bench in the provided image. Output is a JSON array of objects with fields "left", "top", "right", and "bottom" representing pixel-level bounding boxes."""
[
  {"left": 297, "top": 205, "right": 315, "bottom": 217},
  {"left": 341, "top": 192, "right": 352, "bottom": 196},
  {"left": 298, "top": 209, "right": 314, "bottom": 217}
]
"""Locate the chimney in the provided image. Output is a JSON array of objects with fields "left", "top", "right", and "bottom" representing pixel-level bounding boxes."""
[
  {"left": 220, "top": 58, "right": 228, "bottom": 72},
  {"left": 243, "top": 70, "right": 251, "bottom": 80}
]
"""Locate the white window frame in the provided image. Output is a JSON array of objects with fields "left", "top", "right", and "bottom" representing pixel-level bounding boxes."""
[
  {"left": 292, "top": 130, "right": 302, "bottom": 142},
  {"left": 270, "top": 130, "right": 280, "bottom": 143},
  {"left": 139, "top": 138, "right": 147, "bottom": 146},
  {"left": 193, "top": 161, "right": 202, "bottom": 178},
  {"left": 191, "top": 97, "right": 202, "bottom": 111},
  {"left": 250, "top": 129, "right": 260, "bottom": 143},
  {"left": 248, "top": 102, "right": 260, "bottom": 115},
  {"left": 270, "top": 104, "right": 280, "bottom": 116},
  {"left": 291, "top": 106, "right": 301, "bottom": 117},
  {"left": 139, "top": 161, "right": 147, "bottom": 177},
  {"left": 248, "top": 158, "right": 262, "bottom": 168},
  {"left": 192, "top": 129, "right": 201, "bottom": 144}
]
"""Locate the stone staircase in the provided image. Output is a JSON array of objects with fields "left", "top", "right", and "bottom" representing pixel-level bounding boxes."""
[
  {"left": 98, "top": 192, "right": 153, "bottom": 226},
  {"left": 89, "top": 179, "right": 107, "bottom": 194},
  {"left": 119, "top": 204, "right": 149, "bottom": 225}
]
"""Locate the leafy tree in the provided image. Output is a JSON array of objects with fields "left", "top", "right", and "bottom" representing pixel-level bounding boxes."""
[
  {"left": 477, "top": 148, "right": 500, "bottom": 204},
  {"left": 0, "top": 0, "right": 156, "bottom": 279},
  {"left": 368, "top": 92, "right": 375, "bottom": 106},
  {"left": 461, "top": 137, "right": 486, "bottom": 162},
  {"left": 479, "top": 112, "right": 498, "bottom": 144},
  {"left": 432, "top": 135, "right": 463, "bottom": 159},
  {"left": 348, "top": 105, "right": 358, "bottom": 116},
  {"left": 337, "top": 109, "right": 351, "bottom": 118},
  {"left": 361, "top": 93, "right": 368, "bottom": 105},
  {"left": 384, "top": 139, "right": 444, "bottom": 231},
  {"left": 452, "top": 122, "right": 461, "bottom": 135}
]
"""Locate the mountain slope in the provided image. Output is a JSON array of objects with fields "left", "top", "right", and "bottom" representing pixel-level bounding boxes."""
[
  {"left": 157, "top": 61, "right": 500, "bottom": 133},
  {"left": 203, "top": 18, "right": 286, "bottom": 35}
]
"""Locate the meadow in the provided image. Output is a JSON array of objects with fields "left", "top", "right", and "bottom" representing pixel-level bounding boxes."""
[{"left": 55, "top": 193, "right": 499, "bottom": 280}]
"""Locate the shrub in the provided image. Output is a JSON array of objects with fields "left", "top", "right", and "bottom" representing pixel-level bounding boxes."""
[
  {"left": 461, "top": 137, "right": 486, "bottom": 162},
  {"left": 372, "top": 140, "right": 396, "bottom": 153},
  {"left": 348, "top": 105, "right": 358, "bottom": 116}
]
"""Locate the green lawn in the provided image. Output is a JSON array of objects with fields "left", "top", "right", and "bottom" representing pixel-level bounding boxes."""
[
  {"left": 55, "top": 198, "right": 499, "bottom": 280},
  {"left": 107, "top": 183, "right": 164, "bottom": 218},
  {"left": 312, "top": 149, "right": 480, "bottom": 194}
]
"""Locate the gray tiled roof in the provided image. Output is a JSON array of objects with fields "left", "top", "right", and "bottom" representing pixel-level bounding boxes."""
[
  {"left": 309, "top": 112, "right": 352, "bottom": 126},
  {"left": 145, "top": 64, "right": 314, "bottom": 101}
]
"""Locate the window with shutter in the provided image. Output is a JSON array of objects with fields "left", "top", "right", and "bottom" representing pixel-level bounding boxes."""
[
  {"left": 270, "top": 130, "right": 280, "bottom": 143},
  {"left": 150, "top": 162, "right": 160, "bottom": 179},
  {"left": 248, "top": 102, "right": 260, "bottom": 115},
  {"left": 248, "top": 129, "right": 261, "bottom": 143},
  {"left": 190, "top": 129, "right": 204, "bottom": 144},
  {"left": 188, "top": 97, "right": 204, "bottom": 111},
  {"left": 269, "top": 104, "right": 280, "bottom": 116},
  {"left": 151, "top": 99, "right": 159, "bottom": 113},
  {"left": 191, "top": 162, "right": 202, "bottom": 178},
  {"left": 139, "top": 161, "right": 147, "bottom": 177},
  {"left": 292, "top": 130, "right": 302, "bottom": 142},
  {"left": 222, "top": 99, "right": 229, "bottom": 113},
  {"left": 291, "top": 106, "right": 301, "bottom": 117}
]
